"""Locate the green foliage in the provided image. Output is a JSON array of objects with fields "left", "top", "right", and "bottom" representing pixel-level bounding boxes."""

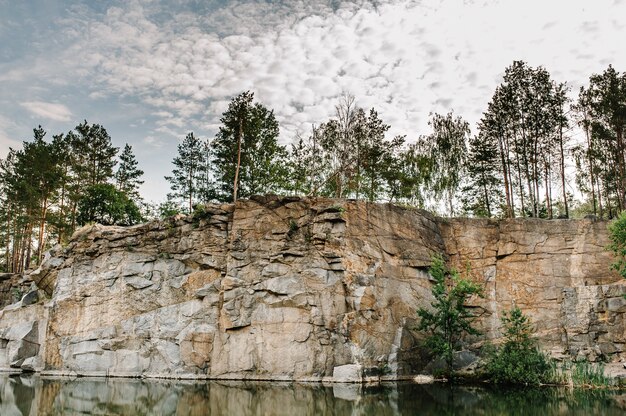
[
  {"left": 461, "top": 131, "right": 503, "bottom": 217},
  {"left": 191, "top": 204, "right": 212, "bottom": 222},
  {"left": 570, "top": 360, "right": 611, "bottom": 387},
  {"left": 115, "top": 143, "right": 144, "bottom": 202},
  {"left": 485, "top": 307, "right": 553, "bottom": 385},
  {"left": 212, "top": 91, "right": 288, "bottom": 202},
  {"left": 328, "top": 205, "right": 345, "bottom": 213},
  {"left": 76, "top": 183, "right": 142, "bottom": 226},
  {"left": 157, "top": 200, "right": 182, "bottom": 218},
  {"left": 608, "top": 211, "right": 626, "bottom": 279},
  {"left": 289, "top": 95, "right": 407, "bottom": 202},
  {"left": 72, "top": 121, "right": 119, "bottom": 186},
  {"left": 287, "top": 219, "right": 299, "bottom": 238},
  {"left": 478, "top": 61, "right": 571, "bottom": 219},
  {"left": 418, "top": 112, "right": 470, "bottom": 216},
  {"left": 574, "top": 65, "right": 626, "bottom": 218},
  {"left": 164, "top": 132, "right": 208, "bottom": 213},
  {"left": 417, "top": 256, "right": 483, "bottom": 376}
]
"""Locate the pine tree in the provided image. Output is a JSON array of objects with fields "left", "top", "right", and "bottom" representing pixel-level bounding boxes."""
[
  {"left": 462, "top": 132, "right": 502, "bottom": 217},
  {"left": 72, "top": 121, "right": 118, "bottom": 186},
  {"left": 477, "top": 61, "right": 569, "bottom": 218},
  {"left": 115, "top": 143, "right": 144, "bottom": 201},
  {"left": 165, "top": 132, "right": 206, "bottom": 213},
  {"left": 212, "top": 91, "right": 287, "bottom": 202},
  {"left": 575, "top": 66, "right": 626, "bottom": 217}
]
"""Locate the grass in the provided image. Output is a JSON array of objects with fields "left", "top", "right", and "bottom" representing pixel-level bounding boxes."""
[
  {"left": 569, "top": 360, "right": 612, "bottom": 388},
  {"left": 538, "top": 359, "right": 613, "bottom": 388}
]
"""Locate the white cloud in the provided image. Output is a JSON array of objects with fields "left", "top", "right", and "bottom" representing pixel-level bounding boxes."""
[
  {"left": 19, "top": 101, "right": 73, "bottom": 122},
  {"left": 2, "top": 0, "right": 626, "bottom": 201},
  {"left": 0, "top": 115, "right": 21, "bottom": 157},
  {"left": 55, "top": 0, "right": 622, "bottom": 145}
]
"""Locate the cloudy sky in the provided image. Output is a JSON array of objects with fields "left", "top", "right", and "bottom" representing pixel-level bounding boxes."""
[{"left": 1, "top": 0, "right": 624, "bottom": 202}]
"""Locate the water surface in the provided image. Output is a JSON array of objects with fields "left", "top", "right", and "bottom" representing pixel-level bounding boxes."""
[{"left": 0, "top": 375, "right": 624, "bottom": 415}]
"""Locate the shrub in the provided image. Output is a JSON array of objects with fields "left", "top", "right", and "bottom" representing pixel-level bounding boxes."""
[
  {"left": 287, "top": 219, "right": 299, "bottom": 237},
  {"left": 608, "top": 212, "right": 626, "bottom": 279},
  {"left": 485, "top": 307, "right": 553, "bottom": 385},
  {"left": 76, "top": 183, "right": 142, "bottom": 226}
]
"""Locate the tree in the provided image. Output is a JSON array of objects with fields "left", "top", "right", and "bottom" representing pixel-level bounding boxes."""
[
  {"left": 165, "top": 132, "right": 207, "bottom": 213},
  {"left": 462, "top": 132, "right": 502, "bottom": 217},
  {"left": 553, "top": 83, "right": 571, "bottom": 218},
  {"left": 417, "top": 256, "right": 483, "bottom": 377},
  {"left": 212, "top": 91, "right": 287, "bottom": 202},
  {"left": 72, "top": 121, "right": 118, "bottom": 186},
  {"left": 0, "top": 121, "right": 126, "bottom": 271},
  {"left": 287, "top": 130, "right": 326, "bottom": 196},
  {"left": 574, "top": 66, "right": 626, "bottom": 217},
  {"left": 115, "top": 144, "right": 144, "bottom": 201},
  {"left": 359, "top": 109, "right": 405, "bottom": 202},
  {"left": 76, "top": 183, "right": 142, "bottom": 226},
  {"left": 22, "top": 127, "right": 64, "bottom": 264},
  {"left": 476, "top": 61, "right": 571, "bottom": 218},
  {"left": 288, "top": 96, "right": 409, "bottom": 202},
  {"left": 59, "top": 122, "right": 119, "bottom": 234},
  {"left": 419, "top": 112, "right": 470, "bottom": 215}
]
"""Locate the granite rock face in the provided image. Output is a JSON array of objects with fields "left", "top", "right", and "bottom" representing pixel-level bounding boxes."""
[
  {"left": 0, "top": 197, "right": 623, "bottom": 380},
  {"left": 441, "top": 218, "right": 626, "bottom": 361}
]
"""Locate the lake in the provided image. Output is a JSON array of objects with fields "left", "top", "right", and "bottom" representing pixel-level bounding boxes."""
[{"left": 0, "top": 374, "right": 624, "bottom": 415}]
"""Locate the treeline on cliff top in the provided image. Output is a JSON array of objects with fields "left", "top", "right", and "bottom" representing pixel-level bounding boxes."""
[{"left": 1, "top": 60, "right": 626, "bottom": 272}]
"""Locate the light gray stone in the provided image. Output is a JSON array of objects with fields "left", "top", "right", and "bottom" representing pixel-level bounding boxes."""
[
  {"left": 124, "top": 276, "right": 154, "bottom": 289},
  {"left": 0, "top": 197, "right": 621, "bottom": 382},
  {"left": 332, "top": 364, "right": 363, "bottom": 383}
]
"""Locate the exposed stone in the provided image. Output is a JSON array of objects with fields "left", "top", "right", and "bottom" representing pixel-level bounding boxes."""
[
  {"left": 21, "top": 291, "right": 39, "bottom": 306},
  {"left": 0, "top": 197, "right": 620, "bottom": 382},
  {"left": 332, "top": 364, "right": 363, "bottom": 383},
  {"left": 413, "top": 374, "right": 435, "bottom": 384}
]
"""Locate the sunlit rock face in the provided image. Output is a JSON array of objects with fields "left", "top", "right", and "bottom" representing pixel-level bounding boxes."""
[
  {"left": 0, "top": 196, "right": 624, "bottom": 380},
  {"left": 441, "top": 218, "right": 626, "bottom": 361}
]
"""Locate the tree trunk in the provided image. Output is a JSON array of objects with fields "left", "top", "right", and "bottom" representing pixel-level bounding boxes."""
[
  {"left": 514, "top": 147, "right": 526, "bottom": 217},
  {"left": 583, "top": 121, "right": 597, "bottom": 215},
  {"left": 497, "top": 134, "right": 513, "bottom": 218},
  {"left": 188, "top": 167, "right": 193, "bottom": 214},
  {"left": 233, "top": 117, "right": 243, "bottom": 203},
  {"left": 70, "top": 201, "right": 77, "bottom": 234},
  {"left": 559, "top": 122, "right": 568, "bottom": 218},
  {"left": 481, "top": 168, "right": 491, "bottom": 217},
  {"left": 4, "top": 204, "right": 12, "bottom": 271},
  {"left": 24, "top": 222, "right": 33, "bottom": 271},
  {"left": 617, "top": 127, "right": 626, "bottom": 211},
  {"left": 37, "top": 196, "right": 48, "bottom": 265},
  {"left": 58, "top": 172, "right": 67, "bottom": 244},
  {"left": 545, "top": 163, "right": 552, "bottom": 219}
]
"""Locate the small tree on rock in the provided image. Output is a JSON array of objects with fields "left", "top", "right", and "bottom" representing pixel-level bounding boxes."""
[{"left": 417, "top": 255, "right": 483, "bottom": 377}]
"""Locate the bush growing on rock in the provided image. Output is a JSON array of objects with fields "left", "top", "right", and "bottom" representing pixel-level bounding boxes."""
[
  {"left": 76, "top": 184, "right": 142, "bottom": 226},
  {"left": 485, "top": 307, "right": 553, "bottom": 385},
  {"left": 608, "top": 212, "right": 626, "bottom": 280}
]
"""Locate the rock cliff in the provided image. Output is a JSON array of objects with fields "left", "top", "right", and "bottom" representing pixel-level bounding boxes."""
[{"left": 0, "top": 197, "right": 624, "bottom": 381}]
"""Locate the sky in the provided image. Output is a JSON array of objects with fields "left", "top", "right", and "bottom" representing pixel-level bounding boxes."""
[{"left": 1, "top": 0, "right": 625, "bottom": 202}]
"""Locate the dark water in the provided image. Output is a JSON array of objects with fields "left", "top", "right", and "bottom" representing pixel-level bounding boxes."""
[{"left": 0, "top": 375, "right": 625, "bottom": 415}]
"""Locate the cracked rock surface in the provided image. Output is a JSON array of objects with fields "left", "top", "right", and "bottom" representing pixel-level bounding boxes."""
[{"left": 0, "top": 197, "right": 623, "bottom": 380}]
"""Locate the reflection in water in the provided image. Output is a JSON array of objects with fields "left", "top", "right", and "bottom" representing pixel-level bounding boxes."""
[{"left": 0, "top": 375, "right": 624, "bottom": 415}]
